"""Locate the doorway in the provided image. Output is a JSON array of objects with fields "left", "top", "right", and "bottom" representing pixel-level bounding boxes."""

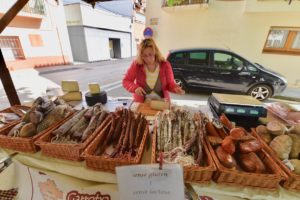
[{"left": 109, "top": 38, "right": 121, "bottom": 59}]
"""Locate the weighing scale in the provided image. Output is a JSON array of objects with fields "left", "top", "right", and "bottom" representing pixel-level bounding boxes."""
[{"left": 208, "top": 93, "right": 267, "bottom": 129}]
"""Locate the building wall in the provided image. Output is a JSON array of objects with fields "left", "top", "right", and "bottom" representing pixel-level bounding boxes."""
[
  {"left": 80, "top": 4, "right": 132, "bottom": 32},
  {"left": 1, "top": 0, "right": 74, "bottom": 70},
  {"left": 146, "top": 0, "right": 300, "bottom": 87},
  {"left": 133, "top": 12, "right": 146, "bottom": 45},
  {"left": 84, "top": 27, "right": 131, "bottom": 61},
  {"left": 67, "top": 26, "right": 88, "bottom": 62},
  {"left": 64, "top": 2, "right": 133, "bottom": 62},
  {"left": 132, "top": 20, "right": 145, "bottom": 54}
]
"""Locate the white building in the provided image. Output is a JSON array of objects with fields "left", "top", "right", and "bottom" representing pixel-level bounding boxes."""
[
  {"left": 0, "top": 0, "right": 74, "bottom": 70},
  {"left": 64, "top": 0, "right": 135, "bottom": 62},
  {"left": 97, "top": 0, "right": 146, "bottom": 55}
]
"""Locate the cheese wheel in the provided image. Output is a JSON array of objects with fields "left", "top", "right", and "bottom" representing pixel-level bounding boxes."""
[
  {"left": 85, "top": 91, "right": 107, "bottom": 106},
  {"left": 88, "top": 82, "right": 101, "bottom": 94},
  {"left": 61, "top": 80, "right": 80, "bottom": 92}
]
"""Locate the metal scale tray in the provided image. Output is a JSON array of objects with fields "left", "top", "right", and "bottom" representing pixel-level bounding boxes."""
[{"left": 208, "top": 93, "right": 267, "bottom": 128}]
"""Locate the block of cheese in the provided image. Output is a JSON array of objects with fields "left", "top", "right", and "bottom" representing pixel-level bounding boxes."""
[
  {"left": 61, "top": 80, "right": 80, "bottom": 92},
  {"left": 61, "top": 91, "right": 82, "bottom": 102},
  {"left": 150, "top": 100, "right": 170, "bottom": 111},
  {"left": 88, "top": 82, "right": 101, "bottom": 94}
]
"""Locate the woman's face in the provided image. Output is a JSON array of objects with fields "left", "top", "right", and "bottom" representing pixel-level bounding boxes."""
[{"left": 142, "top": 47, "right": 155, "bottom": 66}]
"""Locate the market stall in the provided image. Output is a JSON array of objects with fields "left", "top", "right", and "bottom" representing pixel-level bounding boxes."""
[{"left": 0, "top": 95, "right": 300, "bottom": 200}]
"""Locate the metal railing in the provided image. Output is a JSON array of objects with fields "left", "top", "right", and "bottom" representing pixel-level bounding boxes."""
[
  {"left": 0, "top": 0, "right": 45, "bottom": 15},
  {"left": 162, "top": 0, "right": 209, "bottom": 7},
  {"left": 22, "top": 0, "right": 46, "bottom": 15},
  {"left": 0, "top": 36, "right": 25, "bottom": 60}
]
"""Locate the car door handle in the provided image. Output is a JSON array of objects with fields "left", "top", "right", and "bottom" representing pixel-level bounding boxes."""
[
  {"left": 238, "top": 72, "right": 251, "bottom": 76},
  {"left": 220, "top": 72, "right": 231, "bottom": 75}
]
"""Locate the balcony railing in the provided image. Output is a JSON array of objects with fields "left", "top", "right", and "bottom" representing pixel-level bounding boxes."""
[
  {"left": 22, "top": 0, "right": 46, "bottom": 15},
  {"left": 0, "top": 0, "right": 46, "bottom": 16},
  {"left": 162, "top": 0, "right": 209, "bottom": 7}
]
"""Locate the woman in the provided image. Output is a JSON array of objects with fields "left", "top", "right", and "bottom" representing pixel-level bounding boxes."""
[{"left": 123, "top": 38, "right": 185, "bottom": 103}]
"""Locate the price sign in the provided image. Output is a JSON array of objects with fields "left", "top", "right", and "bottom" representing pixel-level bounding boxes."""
[{"left": 116, "top": 164, "right": 184, "bottom": 200}]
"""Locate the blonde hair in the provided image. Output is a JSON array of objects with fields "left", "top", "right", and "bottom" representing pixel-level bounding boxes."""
[{"left": 136, "top": 38, "right": 166, "bottom": 65}]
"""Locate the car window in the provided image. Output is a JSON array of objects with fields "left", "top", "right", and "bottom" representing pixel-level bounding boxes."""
[
  {"left": 214, "top": 52, "right": 244, "bottom": 71},
  {"left": 170, "top": 52, "right": 185, "bottom": 64},
  {"left": 247, "top": 65, "right": 258, "bottom": 72},
  {"left": 187, "top": 51, "right": 208, "bottom": 66}
]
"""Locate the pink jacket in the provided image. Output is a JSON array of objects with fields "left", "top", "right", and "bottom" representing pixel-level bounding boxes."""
[{"left": 122, "top": 60, "right": 177, "bottom": 102}]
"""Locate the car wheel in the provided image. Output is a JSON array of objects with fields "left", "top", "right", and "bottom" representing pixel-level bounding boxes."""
[
  {"left": 247, "top": 84, "right": 273, "bottom": 101},
  {"left": 175, "top": 78, "right": 185, "bottom": 89}
]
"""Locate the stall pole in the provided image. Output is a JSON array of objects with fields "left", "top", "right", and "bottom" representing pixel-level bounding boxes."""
[
  {"left": 0, "top": 0, "right": 30, "bottom": 106},
  {"left": 0, "top": 49, "right": 20, "bottom": 105}
]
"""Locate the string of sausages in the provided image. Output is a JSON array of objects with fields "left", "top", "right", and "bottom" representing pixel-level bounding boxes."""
[{"left": 94, "top": 108, "right": 147, "bottom": 160}]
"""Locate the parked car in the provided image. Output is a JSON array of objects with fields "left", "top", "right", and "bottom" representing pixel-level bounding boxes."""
[{"left": 167, "top": 48, "right": 287, "bottom": 101}]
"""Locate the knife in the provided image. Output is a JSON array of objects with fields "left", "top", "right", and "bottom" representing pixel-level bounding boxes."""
[{"left": 0, "top": 152, "right": 18, "bottom": 173}]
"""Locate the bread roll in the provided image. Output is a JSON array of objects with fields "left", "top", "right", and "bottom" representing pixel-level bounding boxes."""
[
  {"left": 290, "top": 159, "right": 300, "bottom": 175},
  {"left": 270, "top": 135, "right": 292, "bottom": 160},
  {"left": 288, "top": 134, "right": 300, "bottom": 159},
  {"left": 267, "top": 121, "right": 286, "bottom": 136},
  {"left": 256, "top": 125, "right": 272, "bottom": 144}
]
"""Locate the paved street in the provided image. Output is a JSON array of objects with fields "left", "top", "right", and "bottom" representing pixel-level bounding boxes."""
[
  {"left": 0, "top": 58, "right": 210, "bottom": 109},
  {"left": 0, "top": 58, "right": 299, "bottom": 110}
]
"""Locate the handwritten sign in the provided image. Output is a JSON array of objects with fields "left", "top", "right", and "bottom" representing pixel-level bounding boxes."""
[{"left": 116, "top": 164, "right": 184, "bottom": 200}]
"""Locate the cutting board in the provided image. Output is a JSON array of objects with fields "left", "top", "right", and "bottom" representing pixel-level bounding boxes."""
[{"left": 136, "top": 102, "right": 160, "bottom": 116}]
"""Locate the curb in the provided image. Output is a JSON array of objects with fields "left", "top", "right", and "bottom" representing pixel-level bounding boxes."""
[{"left": 271, "top": 95, "right": 300, "bottom": 103}]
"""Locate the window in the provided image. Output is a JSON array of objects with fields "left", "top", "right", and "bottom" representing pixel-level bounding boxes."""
[
  {"left": 29, "top": 34, "right": 44, "bottom": 47},
  {"left": 214, "top": 52, "right": 243, "bottom": 71},
  {"left": 0, "top": 36, "right": 25, "bottom": 60},
  {"left": 187, "top": 51, "right": 208, "bottom": 66},
  {"left": 170, "top": 52, "right": 185, "bottom": 64},
  {"left": 247, "top": 65, "right": 258, "bottom": 72},
  {"left": 22, "top": 0, "right": 46, "bottom": 15},
  {"left": 263, "top": 27, "right": 300, "bottom": 55}
]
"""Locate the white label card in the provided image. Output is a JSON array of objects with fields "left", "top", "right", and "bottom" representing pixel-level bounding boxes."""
[{"left": 116, "top": 164, "right": 184, "bottom": 200}]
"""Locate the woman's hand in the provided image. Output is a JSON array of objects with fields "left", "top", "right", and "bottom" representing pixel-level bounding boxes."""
[
  {"left": 135, "top": 87, "right": 146, "bottom": 96},
  {"left": 174, "top": 86, "right": 185, "bottom": 95}
]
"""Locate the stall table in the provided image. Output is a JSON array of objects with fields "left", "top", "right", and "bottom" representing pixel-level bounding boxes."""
[{"left": 1, "top": 98, "right": 300, "bottom": 199}]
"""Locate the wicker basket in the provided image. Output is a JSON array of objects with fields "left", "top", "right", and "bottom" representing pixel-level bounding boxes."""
[
  {"left": 35, "top": 115, "right": 111, "bottom": 161},
  {"left": 206, "top": 137, "right": 284, "bottom": 190},
  {"left": 252, "top": 129, "right": 300, "bottom": 191},
  {"left": 0, "top": 105, "right": 30, "bottom": 132},
  {"left": 83, "top": 123, "right": 149, "bottom": 173},
  {"left": 0, "top": 114, "right": 72, "bottom": 153},
  {"left": 151, "top": 126, "right": 216, "bottom": 183}
]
